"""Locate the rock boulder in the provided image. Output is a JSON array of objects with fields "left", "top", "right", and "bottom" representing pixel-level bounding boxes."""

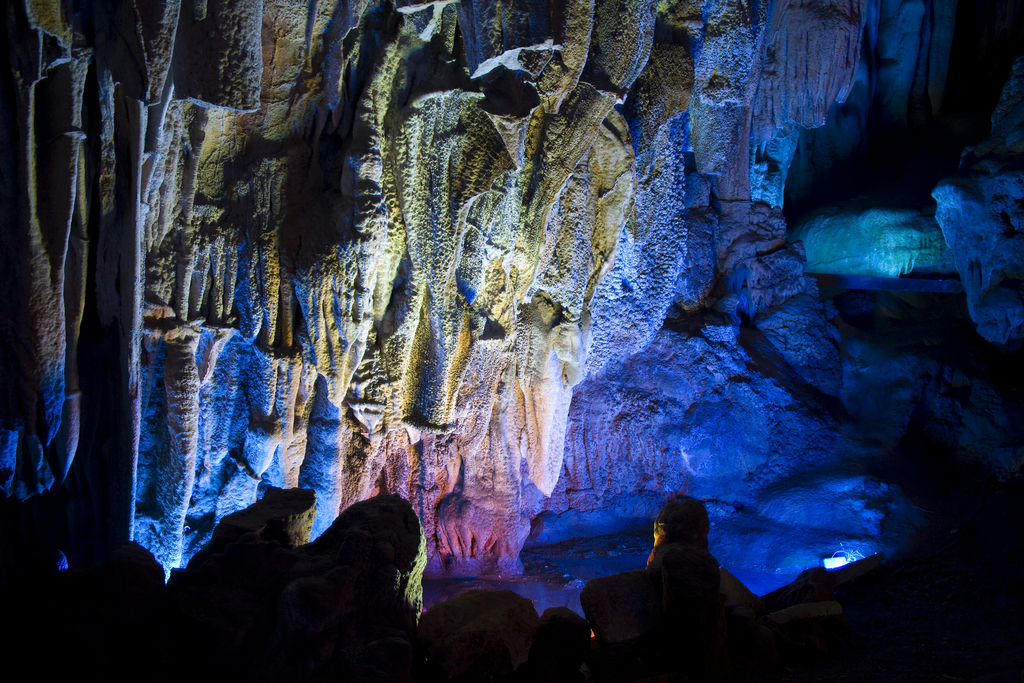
[
  {"left": 416, "top": 589, "right": 540, "bottom": 679},
  {"left": 580, "top": 569, "right": 663, "bottom": 647}
]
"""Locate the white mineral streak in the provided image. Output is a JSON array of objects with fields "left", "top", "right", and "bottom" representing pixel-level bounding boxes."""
[
  {"left": 148, "top": 324, "right": 200, "bottom": 572},
  {"left": 0, "top": 0, "right": 875, "bottom": 573}
]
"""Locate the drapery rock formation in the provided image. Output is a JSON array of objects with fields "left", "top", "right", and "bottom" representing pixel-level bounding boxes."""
[{"left": 2, "top": 0, "right": 1024, "bottom": 581}]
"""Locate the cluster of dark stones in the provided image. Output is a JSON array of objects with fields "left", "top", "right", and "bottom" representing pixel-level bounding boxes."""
[
  {"left": 6, "top": 489, "right": 426, "bottom": 681},
  {"left": 576, "top": 498, "right": 848, "bottom": 682},
  {"left": 3, "top": 492, "right": 851, "bottom": 682}
]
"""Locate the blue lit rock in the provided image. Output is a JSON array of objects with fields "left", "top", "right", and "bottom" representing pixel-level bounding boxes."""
[
  {"left": 2, "top": 0, "right": 1019, "bottom": 589},
  {"left": 754, "top": 291, "right": 842, "bottom": 396},
  {"left": 933, "top": 54, "right": 1024, "bottom": 347},
  {"left": 544, "top": 319, "right": 843, "bottom": 532},
  {"left": 689, "top": 0, "right": 769, "bottom": 196},
  {"left": 786, "top": 0, "right": 960, "bottom": 208},
  {"left": 836, "top": 290, "right": 1024, "bottom": 479},
  {"left": 750, "top": 0, "right": 867, "bottom": 207},
  {"left": 752, "top": 0, "right": 865, "bottom": 140},
  {"left": 791, "top": 204, "right": 957, "bottom": 278}
]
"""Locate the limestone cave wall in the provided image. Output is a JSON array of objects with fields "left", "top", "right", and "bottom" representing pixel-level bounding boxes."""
[{"left": 2, "top": 0, "right": 1023, "bottom": 580}]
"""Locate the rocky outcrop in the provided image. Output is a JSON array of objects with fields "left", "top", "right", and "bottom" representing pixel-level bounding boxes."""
[
  {"left": 6, "top": 541, "right": 167, "bottom": 678},
  {"left": 767, "top": 566, "right": 837, "bottom": 612},
  {"left": 792, "top": 203, "right": 958, "bottom": 278},
  {"left": 933, "top": 53, "right": 1024, "bottom": 348},
  {"left": 651, "top": 497, "right": 712, "bottom": 554},
  {"left": 581, "top": 568, "right": 663, "bottom": 647},
  {"left": 3, "top": 0, "right": 1021, "bottom": 584},
  {"left": 540, "top": 312, "right": 842, "bottom": 543},
  {"left": 519, "top": 606, "right": 593, "bottom": 682},
  {"left": 417, "top": 588, "right": 540, "bottom": 679},
  {"left": 0, "top": 0, "right": 870, "bottom": 579},
  {"left": 579, "top": 498, "right": 774, "bottom": 682},
  {"left": 785, "top": 0, "right": 963, "bottom": 209},
  {"left": 186, "top": 485, "right": 317, "bottom": 569},
  {"left": 6, "top": 493, "right": 877, "bottom": 681},
  {"left": 4, "top": 492, "right": 427, "bottom": 681},
  {"left": 165, "top": 493, "right": 426, "bottom": 681}
]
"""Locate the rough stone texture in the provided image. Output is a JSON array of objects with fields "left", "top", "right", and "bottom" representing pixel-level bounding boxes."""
[
  {"left": 586, "top": 114, "right": 717, "bottom": 372},
  {"left": 933, "top": 53, "right": 1024, "bottom": 347},
  {"left": 748, "top": 0, "right": 865, "bottom": 206},
  {"left": 754, "top": 292, "right": 842, "bottom": 396},
  {"left": 5, "top": 4, "right": 1024, "bottom": 681},
  {"left": 589, "top": 0, "right": 656, "bottom": 91},
  {"left": 689, "top": 0, "right": 769, "bottom": 198},
  {"left": 835, "top": 288, "right": 1024, "bottom": 482},
  {"left": 541, "top": 315, "right": 845, "bottom": 568},
  {"left": 3, "top": 0, "right": 1020, "bottom": 586},
  {"left": 416, "top": 588, "right": 540, "bottom": 679},
  {"left": 174, "top": 0, "right": 264, "bottom": 111},
  {"left": 188, "top": 485, "right": 316, "bottom": 568},
  {"left": 753, "top": 0, "right": 866, "bottom": 141}
]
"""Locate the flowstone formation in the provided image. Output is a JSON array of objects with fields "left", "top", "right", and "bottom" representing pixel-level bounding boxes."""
[{"left": 2, "top": 0, "right": 1023, "bottom": 581}]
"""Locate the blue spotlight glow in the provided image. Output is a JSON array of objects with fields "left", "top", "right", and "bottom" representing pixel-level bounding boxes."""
[{"left": 822, "top": 544, "right": 865, "bottom": 570}]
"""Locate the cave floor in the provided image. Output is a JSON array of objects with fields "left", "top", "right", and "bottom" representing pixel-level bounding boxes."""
[
  {"left": 748, "top": 480, "right": 1024, "bottom": 683},
  {"left": 422, "top": 526, "right": 802, "bottom": 616},
  {"left": 422, "top": 530, "right": 655, "bottom": 616},
  {"left": 423, "top": 477, "right": 1023, "bottom": 683}
]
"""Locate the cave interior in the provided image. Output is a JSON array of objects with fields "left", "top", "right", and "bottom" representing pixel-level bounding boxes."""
[{"left": 1, "top": 0, "right": 1023, "bottom": 681}]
